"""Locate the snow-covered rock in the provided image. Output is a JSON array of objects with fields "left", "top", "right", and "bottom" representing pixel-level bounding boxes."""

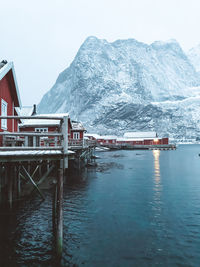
[{"left": 38, "top": 36, "right": 200, "bottom": 140}]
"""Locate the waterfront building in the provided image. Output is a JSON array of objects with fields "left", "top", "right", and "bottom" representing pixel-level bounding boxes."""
[{"left": 0, "top": 61, "right": 21, "bottom": 144}]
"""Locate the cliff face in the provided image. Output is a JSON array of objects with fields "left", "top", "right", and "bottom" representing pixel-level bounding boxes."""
[{"left": 38, "top": 36, "right": 200, "bottom": 139}]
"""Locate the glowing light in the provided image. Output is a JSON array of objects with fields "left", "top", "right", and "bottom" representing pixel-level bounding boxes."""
[{"left": 154, "top": 138, "right": 159, "bottom": 143}]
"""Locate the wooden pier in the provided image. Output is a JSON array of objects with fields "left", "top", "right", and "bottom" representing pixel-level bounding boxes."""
[
  {"left": 99, "top": 143, "right": 176, "bottom": 150},
  {"left": 0, "top": 115, "right": 71, "bottom": 258},
  {"left": 68, "top": 139, "right": 96, "bottom": 168}
]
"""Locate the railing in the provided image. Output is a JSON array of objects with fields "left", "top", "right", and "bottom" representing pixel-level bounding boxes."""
[
  {"left": 0, "top": 115, "right": 68, "bottom": 157},
  {"left": 68, "top": 139, "right": 96, "bottom": 149}
]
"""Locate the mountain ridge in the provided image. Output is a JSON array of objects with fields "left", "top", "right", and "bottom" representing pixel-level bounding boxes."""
[{"left": 38, "top": 36, "right": 200, "bottom": 139}]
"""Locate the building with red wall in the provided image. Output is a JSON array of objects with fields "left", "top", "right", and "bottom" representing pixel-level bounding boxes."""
[
  {"left": 0, "top": 61, "right": 21, "bottom": 145},
  {"left": 0, "top": 61, "right": 21, "bottom": 132},
  {"left": 70, "top": 121, "right": 86, "bottom": 140},
  {"left": 85, "top": 132, "right": 169, "bottom": 147},
  {"left": 19, "top": 113, "right": 71, "bottom": 146}
]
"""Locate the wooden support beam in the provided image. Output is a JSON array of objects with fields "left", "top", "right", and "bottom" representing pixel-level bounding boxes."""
[
  {"left": 31, "top": 165, "right": 39, "bottom": 179},
  {"left": 37, "top": 164, "right": 55, "bottom": 186},
  {"left": 21, "top": 166, "right": 45, "bottom": 200}
]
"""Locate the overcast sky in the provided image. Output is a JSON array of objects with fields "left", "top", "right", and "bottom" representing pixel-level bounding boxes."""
[{"left": 1, "top": 0, "right": 200, "bottom": 106}]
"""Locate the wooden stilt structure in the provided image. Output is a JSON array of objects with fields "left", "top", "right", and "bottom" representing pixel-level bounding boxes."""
[
  {"left": 0, "top": 114, "right": 96, "bottom": 258},
  {"left": 0, "top": 115, "right": 70, "bottom": 258}
]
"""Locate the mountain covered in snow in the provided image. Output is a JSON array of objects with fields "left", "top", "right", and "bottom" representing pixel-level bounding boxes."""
[
  {"left": 38, "top": 36, "right": 200, "bottom": 140},
  {"left": 187, "top": 44, "right": 200, "bottom": 72}
]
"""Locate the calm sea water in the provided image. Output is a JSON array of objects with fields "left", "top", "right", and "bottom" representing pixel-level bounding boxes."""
[{"left": 0, "top": 145, "right": 200, "bottom": 267}]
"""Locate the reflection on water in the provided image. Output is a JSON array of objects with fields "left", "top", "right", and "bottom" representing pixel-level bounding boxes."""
[
  {"left": 153, "top": 150, "right": 162, "bottom": 196},
  {"left": 153, "top": 149, "right": 161, "bottom": 183},
  {"left": 153, "top": 150, "right": 162, "bottom": 198},
  {"left": 152, "top": 150, "right": 163, "bottom": 228},
  {"left": 153, "top": 149, "right": 162, "bottom": 204}
]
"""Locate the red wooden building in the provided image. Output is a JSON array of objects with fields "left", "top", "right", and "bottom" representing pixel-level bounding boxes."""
[
  {"left": 19, "top": 113, "right": 72, "bottom": 146},
  {"left": 0, "top": 61, "right": 21, "bottom": 144},
  {"left": 70, "top": 121, "right": 86, "bottom": 140},
  {"left": 85, "top": 132, "right": 169, "bottom": 147},
  {"left": 19, "top": 114, "right": 87, "bottom": 147},
  {"left": 121, "top": 132, "right": 168, "bottom": 145}
]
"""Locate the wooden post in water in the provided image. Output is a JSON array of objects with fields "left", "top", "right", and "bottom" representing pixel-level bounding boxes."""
[
  {"left": 52, "top": 178, "right": 57, "bottom": 235},
  {"left": 62, "top": 115, "right": 68, "bottom": 170},
  {"left": 7, "top": 163, "right": 13, "bottom": 208},
  {"left": 17, "top": 165, "right": 21, "bottom": 199},
  {"left": 56, "top": 159, "right": 64, "bottom": 257},
  {"left": 0, "top": 164, "right": 2, "bottom": 203}
]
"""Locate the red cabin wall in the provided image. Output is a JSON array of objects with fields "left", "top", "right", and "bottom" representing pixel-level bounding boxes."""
[
  {"left": 0, "top": 74, "right": 17, "bottom": 132},
  {"left": 162, "top": 138, "right": 169, "bottom": 145}
]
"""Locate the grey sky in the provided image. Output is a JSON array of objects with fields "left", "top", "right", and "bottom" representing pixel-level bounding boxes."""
[{"left": 1, "top": 0, "right": 200, "bottom": 106}]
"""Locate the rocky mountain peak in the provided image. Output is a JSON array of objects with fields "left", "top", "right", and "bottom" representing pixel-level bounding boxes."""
[{"left": 38, "top": 37, "right": 200, "bottom": 140}]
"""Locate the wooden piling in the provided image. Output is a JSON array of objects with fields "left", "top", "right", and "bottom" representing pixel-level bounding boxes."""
[
  {"left": 0, "top": 164, "right": 2, "bottom": 203},
  {"left": 52, "top": 179, "right": 57, "bottom": 235},
  {"left": 7, "top": 163, "right": 13, "bottom": 208},
  {"left": 56, "top": 160, "right": 64, "bottom": 257},
  {"left": 17, "top": 165, "right": 21, "bottom": 198}
]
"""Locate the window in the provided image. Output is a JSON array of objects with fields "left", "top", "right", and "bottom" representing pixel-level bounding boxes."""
[
  {"left": 1, "top": 99, "right": 7, "bottom": 130},
  {"left": 35, "top": 128, "right": 48, "bottom": 132},
  {"left": 73, "top": 132, "right": 80, "bottom": 139}
]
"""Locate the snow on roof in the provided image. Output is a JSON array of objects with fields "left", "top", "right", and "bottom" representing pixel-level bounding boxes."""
[
  {"left": 20, "top": 113, "right": 69, "bottom": 127},
  {"left": 124, "top": 132, "right": 157, "bottom": 138},
  {"left": 117, "top": 137, "right": 145, "bottom": 142},
  {"left": 15, "top": 106, "right": 35, "bottom": 123},
  {"left": 85, "top": 133, "right": 101, "bottom": 139},
  {"left": 99, "top": 135, "right": 117, "bottom": 140},
  {"left": 71, "top": 121, "right": 85, "bottom": 131},
  {"left": 85, "top": 134, "right": 117, "bottom": 140},
  {"left": 16, "top": 106, "right": 34, "bottom": 117},
  {"left": 0, "top": 61, "right": 22, "bottom": 107}
]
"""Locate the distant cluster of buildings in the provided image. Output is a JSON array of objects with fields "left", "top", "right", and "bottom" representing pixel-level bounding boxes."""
[
  {"left": 85, "top": 132, "right": 168, "bottom": 147},
  {"left": 0, "top": 60, "right": 168, "bottom": 148}
]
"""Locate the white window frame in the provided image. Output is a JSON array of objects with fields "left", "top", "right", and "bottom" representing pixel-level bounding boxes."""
[
  {"left": 35, "top": 128, "right": 48, "bottom": 133},
  {"left": 1, "top": 99, "right": 8, "bottom": 130},
  {"left": 73, "top": 132, "right": 80, "bottom": 139}
]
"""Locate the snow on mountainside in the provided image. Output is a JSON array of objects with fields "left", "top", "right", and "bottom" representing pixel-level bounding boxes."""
[
  {"left": 187, "top": 44, "right": 200, "bottom": 72},
  {"left": 38, "top": 36, "right": 200, "bottom": 140}
]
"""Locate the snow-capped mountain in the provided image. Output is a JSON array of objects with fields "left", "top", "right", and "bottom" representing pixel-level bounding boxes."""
[{"left": 38, "top": 36, "right": 200, "bottom": 140}]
